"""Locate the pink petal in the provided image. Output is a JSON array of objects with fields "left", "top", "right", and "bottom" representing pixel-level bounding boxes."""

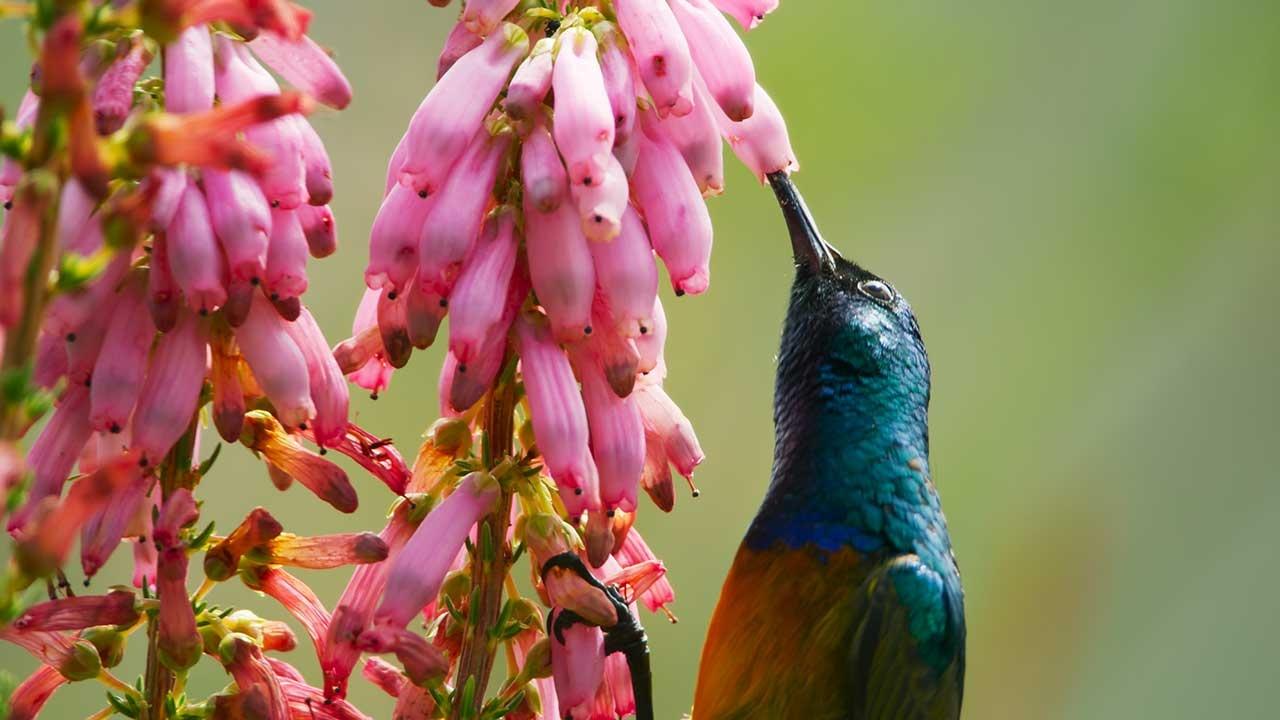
[
  {"left": 716, "top": 82, "right": 799, "bottom": 181},
  {"left": 203, "top": 168, "right": 271, "bottom": 284},
  {"left": 249, "top": 30, "right": 353, "bottom": 110},
  {"left": 504, "top": 38, "right": 554, "bottom": 121},
  {"left": 551, "top": 28, "right": 614, "bottom": 188},
  {"left": 523, "top": 193, "right": 595, "bottom": 343},
  {"left": 234, "top": 292, "right": 315, "bottom": 428},
  {"left": 520, "top": 116, "right": 569, "bottom": 213},
  {"left": 282, "top": 308, "right": 349, "bottom": 448},
  {"left": 89, "top": 275, "right": 153, "bottom": 434},
  {"left": 164, "top": 24, "right": 215, "bottom": 114},
  {"left": 132, "top": 312, "right": 208, "bottom": 466},
  {"left": 590, "top": 205, "right": 659, "bottom": 339},
  {"left": 265, "top": 207, "right": 309, "bottom": 304},
  {"left": 550, "top": 608, "right": 605, "bottom": 711},
  {"left": 613, "top": 0, "right": 694, "bottom": 117},
  {"left": 447, "top": 207, "right": 518, "bottom": 365},
  {"left": 670, "top": 0, "right": 757, "bottom": 121},
  {"left": 632, "top": 119, "right": 713, "bottom": 296},
  {"left": 167, "top": 180, "right": 228, "bottom": 315}
]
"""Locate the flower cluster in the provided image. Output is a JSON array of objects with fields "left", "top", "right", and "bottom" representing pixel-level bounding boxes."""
[{"left": 335, "top": 0, "right": 796, "bottom": 717}]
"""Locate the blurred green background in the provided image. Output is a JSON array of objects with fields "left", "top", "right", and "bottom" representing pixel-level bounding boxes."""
[{"left": 3, "top": 0, "right": 1279, "bottom": 717}]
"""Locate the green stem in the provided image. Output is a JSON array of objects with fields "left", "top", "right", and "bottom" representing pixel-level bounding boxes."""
[{"left": 450, "top": 363, "right": 517, "bottom": 720}]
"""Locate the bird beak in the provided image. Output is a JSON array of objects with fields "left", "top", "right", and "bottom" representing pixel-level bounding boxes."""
[{"left": 767, "top": 172, "right": 839, "bottom": 275}]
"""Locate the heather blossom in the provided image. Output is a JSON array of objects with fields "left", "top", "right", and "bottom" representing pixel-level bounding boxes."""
[{"left": 0, "top": 0, "right": 796, "bottom": 716}]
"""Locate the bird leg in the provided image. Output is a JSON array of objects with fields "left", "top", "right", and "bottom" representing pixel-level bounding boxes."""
[{"left": 541, "top": 552, "right": 654, "bottom": 720}]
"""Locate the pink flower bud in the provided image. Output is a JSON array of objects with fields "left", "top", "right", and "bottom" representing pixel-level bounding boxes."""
[
  {"left": 447, "top": 266, "right": 525, "bottom": 411},
  {"left": 398, "top": 23, "right": 528, "bottom": 195},
  {"left": 634, "top": 383, "right": 704, "bottom": 478},
  {"left": 133, "top": 312, "right": 208, "bottom": 466},
  {"left": 635, "top": 297, "right": 666, "bottom": 375},
  {"left": 448, "top": 208, "right": 518, "bottom": 364},
  {"left": 80, "top": 473, "right": 148, "bottom": 578},
  {"left": 657, "top": 76, "right": 725, "bottom": 195},
  {"left": 165, "top": 24, "right": 215, "bottom": 114},
  {"left": 436, "top": 18, "right": 483, "bottom": 80},
  {"left": 632, "top": 122, "right": 713, "bottom": 295},
  {"left": 248, "top": 30, "right": 353, "bottom": 110},
  {"left": 8, "top": 664, "right": 67, "bottom": 719},
  {"left": 613, "top": 0, "right": 695, "bottom": 117},
  {"left": 362, "top": 657, "right": 408, "bottom": 698},
  {"left": 296, "top": 203, "right": 337, "bottom": 258},
  {"left": 346, "top": 289, "right": 394, "bottom": 397},
  {"left": 265, "top": 207, "right": 309, "bottom": 303},
  {"left": 260, "top": 531, "right": 388, "bottom": 569},
  {"left": 716, "top": 82, "right": 798, "bottom": 181},
  {"left": 153, "top": 487, "right": 198, "bottom": 550},
  {"left": 203, "top": 168, "right": 271, "bottom": 284},
  {"left": 0, "top": 184, "right": 44, "bottom": 328},
  {"left": 295, "top": 118, "right": 334, "bottom": 205},
  {"left": 521, "top": 116, "right": 569, "bottom": 212},
  {"left": 417, "top": 127, "right": 511, "bottom": 295},
  {"left": 366, "top": 183, "right": 433, "bottom": 293},
  {"left": 245, "top": 566, "right": 332, "bottom": 671},
  {"left": 281, "top": 308, "right": 349, "bottom": 448},
  {"left": 552, "top": 28, "right": 614, "bottom": 188},
  {"left": 218, "top": 632, "right": 289, "bottom": 719},
  {"left": 89, "top": 275, "right": 153, "bottom": 434},
  {"left": 242, "top": 411, "right": 357, "bottom": 512},
  {"left": 93, "top": 36, "right": 154, "bottom": 134},
  {"left": 157, "top": 545, "right": 202, "bottom": 670},
  {"left": 504, "top": 38, "right": 554, "bottom": 121},
  {"left": 167, "top": 180, "right": 228, "bottom": 314},
  {"left": 14, "top": 589, "right": 138, "bottom": 633},
  {"left": 579, "top": 366, "right": 644, "bottom": 514},
  {"left": 64, "top": 290, "right": 115, "bottom": 387},
  {"left": 570, "top": 153, "right": 629, "bottom": 242},
  {"left": 514, "top": 313, "right": 596, "bottom": 504},
  {"left": 55, "top": 179, "right": 101, "bottom": 256},
  {"left": 550, "top": 608, "right": 605, "bottom": 711},
  {"left": 375, "top": 472, "right": 499, "bottom": 629},
  {"left": 523, "top": 195, "right": 595, "bottom": 343},
  {"left": 709, "top": 0, "right": 779, "bottom": 30},
  {"left": 462, "top": 0, "right": 521, "bottom": 34},
  {"left": 594, "top": 22, "right": 639, "bottom": 144},
  {"left": 235, "top": 293, "right": 315, "bottom": 428},
  {"left": 590, "top": 206, "right": 659, "bottom": 339},
  {"left": 580, "top": 305, "right": 641, "bottom": 399},
  {"left": 670, "top": 0, "right": 756, "bottom": 121},
  {"left": 45, "top": 249, "right": 131, "bottom": 340}
]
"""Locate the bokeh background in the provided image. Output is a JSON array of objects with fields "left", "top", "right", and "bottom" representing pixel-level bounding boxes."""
[{"left": 3, "top": 0, "right": 1279, "bottom": 717}]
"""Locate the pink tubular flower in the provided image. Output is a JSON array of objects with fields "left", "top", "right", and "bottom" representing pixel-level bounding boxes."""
[
  {"left": 523, "top": 194, "right": 595, "bottom": 343},
  {"left": 219, "top": 632, "right": 289, "bottom": 720},
  {"left": 376, "top": 288, "right": 412, "bottom": 369},
  {"left": 613, "top": 529, "right": 676, "bottom": 617},
  {"left": 717, "top": 82, "right": 799, "bottom": 181},
  {"left": 590, "top": 206, "right": 659, "bottom": 339},
  {"left": 79, "top": 473, "right": 148, "bottom": 578},
  {"left": 343, "top": 289, "right": 395, "bottom": 397},
  {"left": 89, "top": 274, "right": 153, "bottom": 434},
  {"left": 11, "top": 385, "right": 92, "bottom": 530},
  {"left": 265, "top": 206, "right": 310, "bottom": 304},
  {"left": 54, "top": 179, "right": 100, "bottom": 256},
  {"left": 164, "top": 24, "right": 215, "bottom": 113},
  {"left": 296, "top": 118, "right": 334, "bottom": 205},
  {"left": 297, "top": 203, "right": 337, "bottom": 257},
  {"left": 8, "top": 664, "right": 68, "bottom": 720},
  {"left": 417, "top": 127, "right": 512, "bottom": 295},
  {"left": 33, "top": 332, "right": 67, "bottom": 390},
  {"left": 397, "top": 23, "right": 528, "bottom": 195},
  {"left": 323, "top": 503, "right": 418, "bottom": 699},
  {"left": 710, "top": 0, "right": 779, "bottom": 30},
  {"left": 635, "top": 296, "right": 667, "bottom": 374},
  {"left": 579, "top": 363, "right": 645, "bottom": 514},
  {"left": 235, "top": 293, "right": 315, "bottom": 428},
  {"left": 670, "top": 0, "right": 757, "bottom": 121},
  {"left": 515, "top": 314, "right": 595, "bottom": 495},
  {"left": 248, "top": 29, "right": 353, "bottom": 110},
  {"left": 445, "top": 269, "right": 522, "bottom": 412},
  {"left": 157, "top": 545, "right": 202, "bottom": 671},
  {"left": 550, "top": 608, "right": 605, "bottom": 712},
  {"left": 366, "top": 184, "right": 433, "bottom": 293},
  {"left": 374, "top": 472, "right": 499, "bottom": 629},
  {"left": 632, "top": 120, "right": 714, "bottom": 296},
  {"left": 658, "top": 76, "right": 725, "bottom": 195},
  {"left": 167, "top": 178, "right": 228, "bottom": 314},
  {"left": 462, "top": 0, "right": 521, "bottom": 35},
  {"left": 0, "top": 181, "right": 48, "bottom": 328},
  {"left": 613, "top": 0, "right": 695, "bottom": 118},
  {"left": 552, "top": 27, "right": 615, "bottom": 188},
  {"left": 258, "top": 531, "right": 388, "bottom": 569},
  {"left": 245, "top": 566, "right": 332, "bottom": 672},
  {"left": 634, "top": 383, "right": 705, "bottom": 478},
  {"left": 521, "top": 117, "right": 569, "bottom": 213},
  {"left": 93, "top": 36, "right": 154, "bottom": 134},
  {"left": 203, "top": 168, "right": 271, "bottom": 285},
  {"left": 132, "top": 311, "right": 208, "bottom": 466},
  {"left": 241, "top": 411, "right": 358, "bottom": 513},
  {"left": 362, "top": 656, "right": 408, "bottom": 697},
  {"left": 504, "top": 38, "right": 554, "bottom": 122},
  {"left": 147, "top": 232, "right": 182, "bottom": 332},
  {"left": 448, "top": 207, "right": 518, "bottom": 365},
  {"left": 436, "top": 18, "right": 483, "bottom": 81},
  {"left": 282, "top": 308, "right": 349, "bottom": 447},
  {"left": 13, "top": 590, "right": 139, "bottom": 632}
]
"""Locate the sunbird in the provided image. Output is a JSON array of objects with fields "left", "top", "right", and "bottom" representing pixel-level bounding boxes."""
[
  {"left": 544, "top": 173, "right": 965, "bottom": 720},
  {"left": 691, "top": 173, "right": 966, "bottom": 719}
]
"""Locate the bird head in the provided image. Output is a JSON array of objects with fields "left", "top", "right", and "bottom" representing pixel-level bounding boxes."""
[{"left": 767, "top": 172, "right": 927, "bottom": 390}]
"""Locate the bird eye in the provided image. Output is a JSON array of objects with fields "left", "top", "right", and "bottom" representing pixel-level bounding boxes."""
[{"left": 857, "top": 280, "right": 895, "bottom": 304}]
